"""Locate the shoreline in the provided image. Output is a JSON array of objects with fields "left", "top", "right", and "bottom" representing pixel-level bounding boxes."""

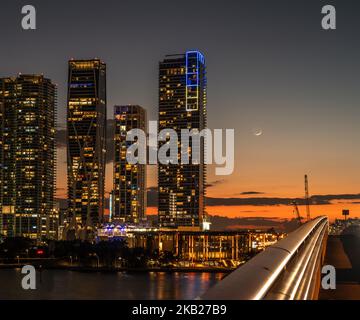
[{"left": 0, "top": 264, "right": 233, "bottom": 273}]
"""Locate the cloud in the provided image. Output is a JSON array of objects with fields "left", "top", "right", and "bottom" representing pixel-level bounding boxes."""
[
  {"left": 133, "top": 213, "right": 301, "bottom": 233},
  {"left": 236, "top": 191, "right": 265, "bottom": 196},
  {"left": 310, "top": 194, "right": 360, "bottom": 204},
  {"left": 209, "top": 215, "right": 284, "bottom": 228},
  {"left": 206, "top": 194, "right": 360, "bottom": 206},
  {"left": 57, "top": 173, "right": 360, "bottom": 210},
  {"left": 202, "top": 215, "right": 300, "bottom": 233},
  {"left": 144, "top": 188, "right": 360, "bottom": 208},
  {"left": 205, "top": 179, "right": 226, "bottom": 188}
]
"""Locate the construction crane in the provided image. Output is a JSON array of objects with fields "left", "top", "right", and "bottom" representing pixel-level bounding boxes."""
[
  {"left": 304, "top": 174, "right": 311, "bottom": 221},
  {"left": 292, "top": 201, "right": 302, "bottom": 225}
]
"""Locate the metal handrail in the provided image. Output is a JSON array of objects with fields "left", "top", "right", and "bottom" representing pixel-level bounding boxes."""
[{"left": 200, "top": 216, "right": 328, "bottom": 300}]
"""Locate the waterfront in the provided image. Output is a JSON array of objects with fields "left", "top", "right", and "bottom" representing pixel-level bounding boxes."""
[{"left": 0, "top": 269, "right": 225, "bottom": 300}]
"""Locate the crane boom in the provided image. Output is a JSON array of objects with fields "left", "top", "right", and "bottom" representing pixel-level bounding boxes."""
[
  {"left": 292, "top": 201, "right": 302, "bottom": 225},
  {"left": 305, "top": 174, "right": 311, "bottom": 221}
]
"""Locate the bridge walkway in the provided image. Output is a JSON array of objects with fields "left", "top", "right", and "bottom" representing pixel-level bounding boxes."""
[{"left": 319, "top": 229, "right": 360, "bottom": 300}]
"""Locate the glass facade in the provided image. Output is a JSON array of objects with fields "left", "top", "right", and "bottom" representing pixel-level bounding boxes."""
[
  {"left": 158, "top": 51, "right": 207, "bottom": 229},
  {"left": 113, "top": 105, "right": 146, "bottom": 224},
  {"left": 67, "top": 59, "right": 107, "bottom": 233},
  {"left": 0, "top": 75, "right": 56, "bottom": 240}
]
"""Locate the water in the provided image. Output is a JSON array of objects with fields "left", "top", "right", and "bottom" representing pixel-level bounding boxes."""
[{"left": 0, "top": 269, "right": 225, "bottom": 300}]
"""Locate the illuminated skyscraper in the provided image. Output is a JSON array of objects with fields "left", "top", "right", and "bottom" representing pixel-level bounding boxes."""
[
  {"left": 158, "top": 51, "right": 207, "bottom": 229},
  {"left": 0, "top": 98, "right": 3, "bottom": 238},
  {"left": 113, "top": 105, "right": 146, "bottom": 224},
  {"left": 67, "top": 59, "right": 106, "bottom": 234},
  {"left": 0, "top": 75, "right": 56, "bottom": 240}
]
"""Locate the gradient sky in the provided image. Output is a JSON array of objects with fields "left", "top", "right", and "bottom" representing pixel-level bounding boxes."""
[{"left": 1, "top": 0, "right": 360, "bottom": 222}]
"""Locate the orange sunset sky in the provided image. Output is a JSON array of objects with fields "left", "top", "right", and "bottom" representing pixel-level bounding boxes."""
[{"left": 56, "top": 143, "right": 360, "bottom": 223}]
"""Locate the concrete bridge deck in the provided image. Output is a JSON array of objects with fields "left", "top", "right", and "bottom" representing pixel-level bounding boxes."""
[{"left": 319, "top": 226, "right": 360, "bottom": 300}]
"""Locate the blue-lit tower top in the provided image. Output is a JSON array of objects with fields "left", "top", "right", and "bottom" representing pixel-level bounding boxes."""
[{"left": 186, "top": 50, "right": 206, "bottom": 112}]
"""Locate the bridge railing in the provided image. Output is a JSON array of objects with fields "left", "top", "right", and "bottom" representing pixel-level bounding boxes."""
[{"left": 201, "top": 216, "right": 329, "bottom": 300}]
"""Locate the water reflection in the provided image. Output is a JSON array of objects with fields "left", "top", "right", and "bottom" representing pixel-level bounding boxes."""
[{"left": 0, "top": 269, "right": 225, "bottom": 300}]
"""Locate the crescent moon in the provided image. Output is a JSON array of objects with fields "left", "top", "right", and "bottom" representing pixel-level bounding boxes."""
[{"left": 253, "top": 128, "right": 263, "bottom": 136}]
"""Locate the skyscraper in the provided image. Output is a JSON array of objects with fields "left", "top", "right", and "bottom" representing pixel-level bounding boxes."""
[
  {"left": 0, "top": 75, "right": 56, "bottom": 240},
  {"left": 113, "top": 105, "right": 146, "bottom": 224},
  {"left": 0, "top": 98, "right": 3, "bottom": 238},
  {"left": 158, "top": 51, "right": 207, "bottom": 229},
  {"left": 67, "top": 59, "right": 107, "bottom": 235}
]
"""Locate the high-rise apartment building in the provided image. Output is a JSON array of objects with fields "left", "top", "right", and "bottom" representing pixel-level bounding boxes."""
[
  {"left": 0, "top": 98, "right": 3, "bottom": 238},
  {"left": 113, "top": 105, "right": 146, "bottom": 224},
  {"left": 67, "top": 59, "right": 107, "bottom": 233},
  {"left": 158, "top": 51, "right": 207, "bottom": 229},
  {"left": 0, "top": 75, "right": 56, "bottom": 240}
]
